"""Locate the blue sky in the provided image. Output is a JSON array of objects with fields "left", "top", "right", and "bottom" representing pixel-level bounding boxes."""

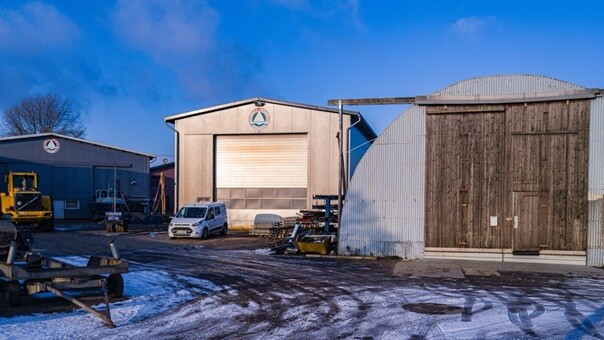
[{"left": 0, "top": 1, "right": 602, "bottom": 164}]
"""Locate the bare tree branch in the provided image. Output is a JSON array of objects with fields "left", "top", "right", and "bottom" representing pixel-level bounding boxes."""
[{"left": 1, "top": 94, "right": 86, "bottom": 138}]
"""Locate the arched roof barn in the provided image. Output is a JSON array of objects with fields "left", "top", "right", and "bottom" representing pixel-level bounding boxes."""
[{"left": 340, "top": 75, "right": 604, "bottom": 266}]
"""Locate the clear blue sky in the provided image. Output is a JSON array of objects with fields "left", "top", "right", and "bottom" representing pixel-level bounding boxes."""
[{"left": 1, "top": 1, "right": 602, "bottom": 164}]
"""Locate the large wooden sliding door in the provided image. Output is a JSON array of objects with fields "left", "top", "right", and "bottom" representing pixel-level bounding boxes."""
[{"left": 425, "top": 101, "right": 589, "bottom": 252}]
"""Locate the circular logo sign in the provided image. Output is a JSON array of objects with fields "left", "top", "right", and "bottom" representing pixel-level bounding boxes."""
[
  {"left": 249, "top": 108, "right": 270, "bottom": 131},
  {"left": 43, "top": 138, "right": 60, "bottom": 154}
]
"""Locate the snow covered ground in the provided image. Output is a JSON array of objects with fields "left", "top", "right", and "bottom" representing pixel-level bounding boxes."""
[{"left": 1, "top": 251, "right": 603, "bottom": 339}]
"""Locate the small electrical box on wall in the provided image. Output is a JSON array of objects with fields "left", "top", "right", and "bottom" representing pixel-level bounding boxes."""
[{"left": 490, "top": 216, "right": 498, "bottom": 227}]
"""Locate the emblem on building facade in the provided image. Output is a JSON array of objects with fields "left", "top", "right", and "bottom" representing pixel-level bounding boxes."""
[
  {"left": 249, "top": 108, "right": 270, "bottom": 131},
  {"left": 43, "top": 138, "right": 60, "bottom": 154}
]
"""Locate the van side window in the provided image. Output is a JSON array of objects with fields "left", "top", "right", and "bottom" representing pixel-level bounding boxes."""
[
  {"left": 206, "top": 208, "right": 215, "bottom": 219},
  {"left": 215, "top": 206, "right": 221, "bottom": 215}
]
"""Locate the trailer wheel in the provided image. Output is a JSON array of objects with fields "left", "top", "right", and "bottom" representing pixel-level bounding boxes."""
[
  {"left": 5, "top": 281, "right": 21, "bottom": 307},
  {"left": 107, "top": 273, "right": 124, "bottom": 298}
]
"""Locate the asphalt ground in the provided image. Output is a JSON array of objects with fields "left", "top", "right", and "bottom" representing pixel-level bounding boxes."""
[
  {"left": 45, "top": 220, "right": 604, "bottom": 278},
  {"left": 1, "top": 220, "right": 604, "bottom": 338}
]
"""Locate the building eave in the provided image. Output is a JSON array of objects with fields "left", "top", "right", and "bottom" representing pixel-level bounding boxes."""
[
  {"left": 0, "top": 133, "right": 155, "bottom": 159},
  {"left": 164, "top": 97, "right": 362, "bottom": 123}
]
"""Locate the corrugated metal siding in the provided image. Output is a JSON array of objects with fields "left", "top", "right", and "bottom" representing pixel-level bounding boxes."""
[
  {"left": 340, "top": 74, "right": 597, "bottom": 260},
  {"left": 433, "top": 74, "right": 584, "bottom": 96},
  {"left": 587, "top": 97, "right": 604, "bottom": 266},
  {"left": 339, "top": 105, "right": 426, "bottom": 258}
]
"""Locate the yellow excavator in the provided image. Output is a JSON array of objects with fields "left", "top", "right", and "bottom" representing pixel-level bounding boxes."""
[{"left": 0, "top": 172, "right": 54, "bottom": 231}]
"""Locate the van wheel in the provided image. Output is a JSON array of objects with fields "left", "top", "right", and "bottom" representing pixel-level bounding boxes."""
[
  {"left": 221, "top": 223, "right": 228, "bottom": 236},
  {"left": 201, "top": 228, "right": 209, "bottom": 240}
]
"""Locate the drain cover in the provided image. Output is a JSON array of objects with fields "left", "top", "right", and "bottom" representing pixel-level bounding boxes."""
[{"left": 402, "top": 303, "right": 464, "bottom": 315}]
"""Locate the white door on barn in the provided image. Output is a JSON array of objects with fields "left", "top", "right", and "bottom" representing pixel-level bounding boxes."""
[{"left": 53, "top": 200, "right": 65, "bottom": 219}]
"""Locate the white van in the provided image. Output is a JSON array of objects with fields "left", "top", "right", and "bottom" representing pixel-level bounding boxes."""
[{"left": 168, "top": 202, "right": 228, "bottom": 239}]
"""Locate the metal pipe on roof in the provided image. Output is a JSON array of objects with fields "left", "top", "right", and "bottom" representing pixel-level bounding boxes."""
[
  {"left": 329, "top": 88, "right": 604, "bottom": 107},
  {"left": 327, "top": 97, "right": 415, "bottom": 106}
]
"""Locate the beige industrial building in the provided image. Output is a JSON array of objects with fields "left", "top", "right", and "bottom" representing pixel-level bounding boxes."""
[{"left": 165, "top": 97, "right": 376, "bottom": 227}]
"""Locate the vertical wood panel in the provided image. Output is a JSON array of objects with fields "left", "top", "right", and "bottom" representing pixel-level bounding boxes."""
[
  {"left": 426, "top": 107, "right": 505, "bottom": 248},
  {"left": 426, "top": 100, "right": 589, "bottom": 251}
]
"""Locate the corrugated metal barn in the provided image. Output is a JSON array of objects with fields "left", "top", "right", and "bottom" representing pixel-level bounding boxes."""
[
  {"left": 165, "top": 97, "right": 376, "bottom": 227},
  {"left": 340, "top": 75, "right": 604, "bottom": 266},
  {"left": 0, "top": 133, "right": 153, "bottom": 219}
]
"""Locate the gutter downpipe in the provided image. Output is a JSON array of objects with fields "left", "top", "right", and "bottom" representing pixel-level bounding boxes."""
[
  {"left": 338, "top": 101, "right": 343, "bottom": 233},
  {"left": 164, "top": 121, "right": 179, "bottom": 213}
]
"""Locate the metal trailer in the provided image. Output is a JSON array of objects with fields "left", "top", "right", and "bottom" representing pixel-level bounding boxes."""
[{"left": 0, "top": 240, "right": 128, "bottom": 327}]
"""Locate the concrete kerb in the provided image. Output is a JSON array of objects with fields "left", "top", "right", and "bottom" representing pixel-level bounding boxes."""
[{"left": 393, "top": 258, "right": 604, "bottom": 279}]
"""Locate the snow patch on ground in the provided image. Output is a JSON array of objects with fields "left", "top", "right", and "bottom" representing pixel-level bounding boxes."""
[
  {"left": 0, "top": 258, "right": 223, "bottom": 339},
  {"left": 254, "top": 248, "right": 273, "bottom": 256},
  {"left": 2, "top": 256, "right": 604, "bottom": 339}
]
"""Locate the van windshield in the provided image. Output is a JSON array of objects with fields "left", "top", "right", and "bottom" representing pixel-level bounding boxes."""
[{"left": 175, "top": 207, "right": 207, "bottom": 219}]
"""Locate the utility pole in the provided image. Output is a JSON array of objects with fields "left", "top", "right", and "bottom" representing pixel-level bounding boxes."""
[
  {"left": 329, "top": 97, "right": 415, "bottom": 231},
  {"left": 337, "top": 100, "right": 343, "bottom": 230}
]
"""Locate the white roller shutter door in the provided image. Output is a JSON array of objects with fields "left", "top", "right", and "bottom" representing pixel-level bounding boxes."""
[{"left": 216, "top": 134, "right": 308, "bottom": 188}]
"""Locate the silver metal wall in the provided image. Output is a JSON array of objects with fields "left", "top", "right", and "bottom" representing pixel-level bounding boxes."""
[
  {"left": 340, "top": 74, "right": 602, "bottom": 263},
  {"left": 587, "top": 97, "right": 604, "bottom": 266},
  {"left": 339, "top": 105, "right": 426, "bottom": 258}
]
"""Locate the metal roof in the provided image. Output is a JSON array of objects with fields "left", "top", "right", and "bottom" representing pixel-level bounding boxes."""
[
  {"left": 164, "top": 97, "right": 362, "bottom": 122},
  {"left": 433, "top": 74, "right": 586, "bottom": 96},
  {"left": 150, "top": 161, "right": 175, "bottom": 172},
  {"left": 0, "top": 133, "right": 155, "bottom": 159},
  {"left": 330, "top": 75, "right": 602, "bottom": 106}
]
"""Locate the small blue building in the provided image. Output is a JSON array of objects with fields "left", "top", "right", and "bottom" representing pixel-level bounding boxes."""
[{"left": 0, "top": 133, "right": 153, "bottom": 219}]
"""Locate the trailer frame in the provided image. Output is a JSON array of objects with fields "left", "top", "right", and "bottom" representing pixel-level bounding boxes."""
[{"left": 0, "top": 240, "right": 128, "bottom": 327}]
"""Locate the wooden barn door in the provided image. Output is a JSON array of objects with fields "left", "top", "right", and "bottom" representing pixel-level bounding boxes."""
[
  {"left": 425, "top": 105, "right": 506, "bottom": 248},
  {"left": 512, "top": 191, "right": 544, "bottom": 252},
  {"left": 426, "top": 100, "right": 589, "bottom": 253},
  {"left": 508, "top": 100, "right": 589, "bottom": 252},
  {"left": 510, "top": 134, "right": 545, "bottom": 252}
]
